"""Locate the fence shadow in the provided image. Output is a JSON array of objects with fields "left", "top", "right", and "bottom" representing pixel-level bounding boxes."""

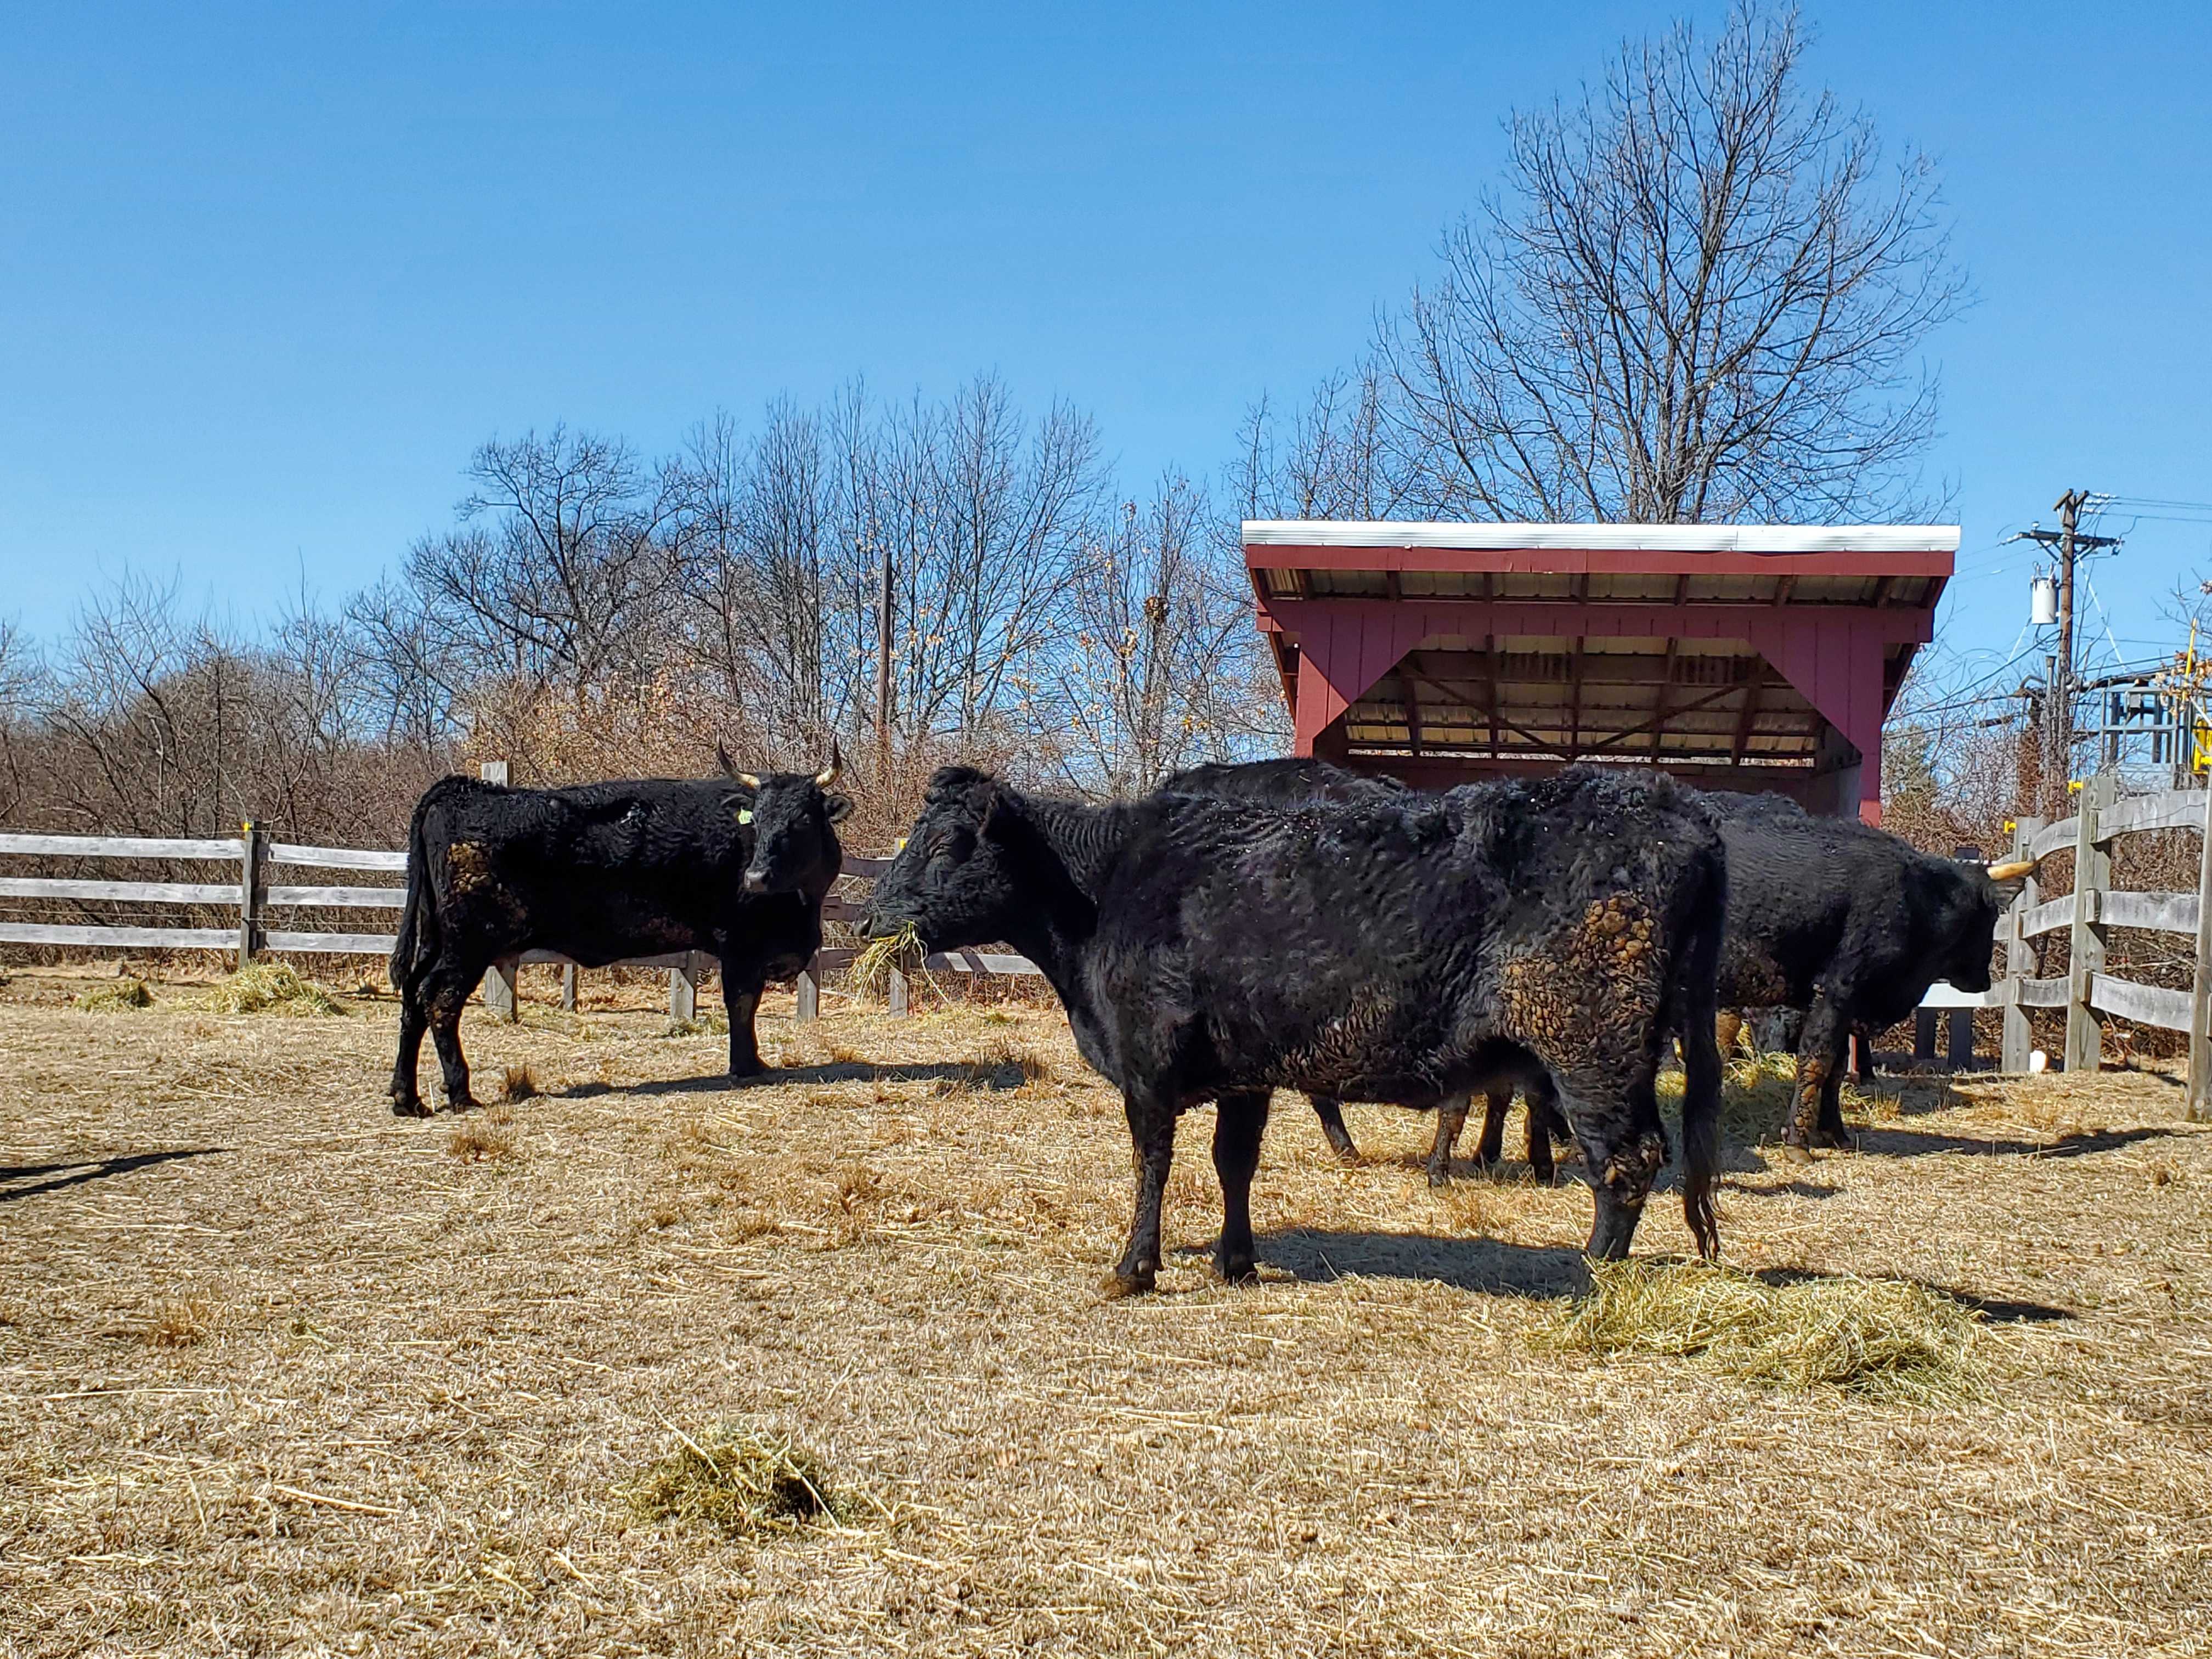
[
  {"left": 1849, "top": 1125, "right": 2176, "bottom": 1160},
  {"left": 1752, "top": 1266, "right": 2075, "bottom": 1324},
  {"left": 561, "top": 1059, "right": 1018, "bottom": 1099},
  {"left": 1252, "top": 1227, "right": 1591, "bottom": 1297},
  {"left": 0, "top": 1148, "right": 228, "bottom": 1205}
]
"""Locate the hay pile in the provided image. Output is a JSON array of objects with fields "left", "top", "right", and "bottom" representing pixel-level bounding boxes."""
[
  {"left": 1547, "top": 1261, "right": 1987, "bottom": 1401},
  {"left": 628, "top": 1424, "right": 843, "bottom": 1538},
  {"left": 200, "top": 963, "right": 345, "bottom": 1017},
  {"left": 72, "top": 977, "right": 153, "bottom": 1012}
]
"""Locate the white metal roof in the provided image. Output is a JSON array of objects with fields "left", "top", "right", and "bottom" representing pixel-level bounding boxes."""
[{"left": 1242, "top": 521, "right": 1960, "bottom": 554}]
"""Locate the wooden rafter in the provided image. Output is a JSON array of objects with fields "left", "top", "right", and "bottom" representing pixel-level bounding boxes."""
[
  {"left": 1731, "top": 665, "right": 1769, "bottom": 764},
  {"left": 1585, "top": 680, "right": 1750, "bottom": 755},
  {"left": 1567, "top": 639, "right": 1586, "bottom": 757},
  {"left": 1772, "top": 575, "right": 1797, "bottom": 607},
  {"left": 1649, "top": 637, "right": 1680, "bottom": 757}
]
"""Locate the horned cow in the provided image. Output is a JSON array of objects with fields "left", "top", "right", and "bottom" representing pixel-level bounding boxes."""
[{"left": 387, "top": 749, "right": 850, "bottom": 1115}]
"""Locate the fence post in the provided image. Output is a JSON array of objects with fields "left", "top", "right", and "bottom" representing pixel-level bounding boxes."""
[
  {"left": 794, "top": 955, "right": 820, "bottom": 1022},
  {"left": 561, "top": 962, "right": 577, "bottom": 1011},
  {"left": 670, "top": 951, "right": 699, "bottom": 1023},
  {"left": 1950, "top": 843, "right": 1981, "bottom": 1067},
  {"left": 2001, "top": 816, "right": 2043, "bottom": 1073},
  {"left": 236, "top": 819, "right": 263, "bottom": 969},
  {"left": 2188, "top": 785, "right": 2212, "bottom": 1121},
  {"left": 2063, "top": 775, "right": 2114, "bottom": 1073}
]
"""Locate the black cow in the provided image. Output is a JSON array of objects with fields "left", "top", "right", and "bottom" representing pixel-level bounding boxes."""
[
  {"left": 862, "top": 764, "right": 1728, "bottom": 1293},
  {"left": 1431, "top": 789, "right": 2029, "bottom": 1170},
  {"left": 387, "top": 751, "right": 851, "bottom": 1115},
  {"left": 1155, "top": 757, "right": 1418, "bottom": 1165}
]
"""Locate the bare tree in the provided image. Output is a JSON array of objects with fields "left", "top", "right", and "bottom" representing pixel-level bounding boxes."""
[
  {"left": 405, "top": 427, "right": 684, "bottom": 697},
  {"left": 1047, "top": 476, "right": 1261, "bottom": 794},
  {"left": 1361, "top": 3, "right": 1962, "bottom": 523}
]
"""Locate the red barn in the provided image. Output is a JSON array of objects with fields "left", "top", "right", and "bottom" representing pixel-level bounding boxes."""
[{"left": 1244, "top": 521, "right": 1958, "bottom": 824}]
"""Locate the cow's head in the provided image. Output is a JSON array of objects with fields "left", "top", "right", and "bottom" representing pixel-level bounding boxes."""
[
  {"left": 720, "top": 743, "right": 853, "bottom": 896},
  {"left": 860, "top": 766, "right": 1022, "bottom": 951},
  {"left": 1914, "top": 855, "right": 2029, "bottom": 995}
]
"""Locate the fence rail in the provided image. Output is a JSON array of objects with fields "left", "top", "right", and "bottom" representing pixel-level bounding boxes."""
[
  {"left": 8, "top": 780, "right": 2212, "bottom": 1117},
  {"left": 0, "top": 822, "right": 1039, "bottom": 1024}
]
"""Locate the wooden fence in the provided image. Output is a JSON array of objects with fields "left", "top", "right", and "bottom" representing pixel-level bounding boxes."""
[
  {"left": 1919, "top": 775, "right": 2212, "bottom": 1120},
  {"left": 9, "top": 777, "right": 2211, "bottom": 1119},
  {"left": 0, "top": 829, "right": 1037, "bottom": 1024}
]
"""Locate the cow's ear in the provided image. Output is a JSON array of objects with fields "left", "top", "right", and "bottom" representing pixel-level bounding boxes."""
[{"left": 823, "top": 792, "right": 854, "bottom": 825}]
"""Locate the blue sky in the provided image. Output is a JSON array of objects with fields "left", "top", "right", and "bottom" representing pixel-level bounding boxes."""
[{"left": 3, "top": 1, "right": 2208, "bottom": 695}]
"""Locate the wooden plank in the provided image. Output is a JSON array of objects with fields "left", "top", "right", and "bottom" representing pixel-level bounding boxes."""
[
  {"left": 922, "top": 950, "right": 1042, "bottom": 977},
  {"left": 267, "top": 843, "right": 409, "bottom": 872},
  {"left": 2066, "top": 775, "right": 2114, "bottom": 1071},
  {"left": 514, "top": 949, "right": 693, "bottom": 969},
  {"left": 839, "top": 853, "right": 896, "bottom": 878},
  {"left": 2096, "top": 788, "right": 2205, "bottom": 840},
  {"left": 0, "top": 922, "right": 238, "bottom": 950},
  {"left": 2089, "top": 973, "right": 2194, "bottom": 1034},
  {"left": 2017, "top": 977, "right": 2071, "bottom": 1008},
  {"left": 2027, "top": 817, "right": 2080, "bottom": 862},
  {"left": 2017, "top": 894, "right": 2078, "bottom": 939},
  {"left": 0, "top": 877, "right": 241, "bottom": 905},
  {"left": 262, "top": 930, "right": 398, "bottom": 955},
  {"left": 264, "top": 885, "right": 408, "bottom": 909},
  {"left": 2001, "top": 817, "right": 2044, "bottom": 1073},
  {"left": 0, "top": 832, "right": 244, "bottom": 860},
  {"left": 1917, "top": 984, "right": 1997, "bottom": 1010},
  {"left": 2097, "top": 889, "right": 2199, "bottom": 935}
]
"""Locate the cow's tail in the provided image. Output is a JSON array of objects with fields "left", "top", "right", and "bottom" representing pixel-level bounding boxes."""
[
  {"left": 1675, "top": 827, "right": 1728, "bottom": 1263},
  {"left": 390, "top": 790, "right": 441, "bottom": 997}
]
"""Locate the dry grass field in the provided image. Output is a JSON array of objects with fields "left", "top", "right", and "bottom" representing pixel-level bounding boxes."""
[{"left": 2, "top": 967, "right": 2209, "bottom": 1657}]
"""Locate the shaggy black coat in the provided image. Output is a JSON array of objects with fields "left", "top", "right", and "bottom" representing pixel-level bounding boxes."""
[
  {"left": 1705, "top": 792, "right": 2013, "bottom": 1155},
  {"left": 387, "top": 768, "right": 850, "bottom": 1114},
  {"left": 1435, "top": 787, "right": 2019, "bottom": 1169},
  {"left": 1155, "top": 756, "right": 1513, "bottom": 1177},
  {"left": 863, "top": 764, "right": 1728, "bottom": 1293}
]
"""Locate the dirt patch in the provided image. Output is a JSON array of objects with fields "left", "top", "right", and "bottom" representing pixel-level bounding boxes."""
[{"left": 0, "top": 992, "right": 2208, "bottom": 1655}]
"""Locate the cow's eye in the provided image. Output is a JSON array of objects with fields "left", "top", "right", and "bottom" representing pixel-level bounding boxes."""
[{"left": 737, "top": 809, "right": 754, "bottom": 825}]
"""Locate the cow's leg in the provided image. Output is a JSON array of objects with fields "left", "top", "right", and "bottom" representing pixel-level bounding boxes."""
[
  {"left": 1308, "top": 1094, "right": 1358, "bottom": 1164},
  {"left": 1212, "top": 1090, "right": 1271, "bottom": 1283},
  {"left": 426, "top": 968, "right": 482, "bottom": 1113},
  {"left": 1812, "top": 1056, "right": 1852, "bottom": 1149},
  {"left": 1104, "top": 1088, "right": 1178, "bottom": 1298},
  {"left": 1472, "top": 1090, "right": 1510, "bottom": 1170},
  {"left": 1782, "top": 995, "right": 1848, "bottom": 1164},
  {"left": 722, "top": 971, "right": 764, "bottom": 1077},
  {"left": 1427, "top": 1096, "right": 1472, "bottom": 1186},
  {"left": 1525, "top": 1075, "right": 1565, "bottom": 1184},
  {"left": 389, "top": 976, "right": 433, "bottom": 1118}
]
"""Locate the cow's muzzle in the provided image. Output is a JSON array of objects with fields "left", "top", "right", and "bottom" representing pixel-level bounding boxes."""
[{"left": 741, "top": 870, "right": 770, "bottom": 894}]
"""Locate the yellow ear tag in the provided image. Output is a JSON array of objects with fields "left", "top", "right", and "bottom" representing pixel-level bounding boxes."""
[{"left": 737, "top": 809, "right": 754, "bottom": 825}]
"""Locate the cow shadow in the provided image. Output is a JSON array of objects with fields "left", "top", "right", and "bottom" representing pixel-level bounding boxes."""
[
  {"left": 561, "top": 1060, "right": 1020, "bottom": 1099},
  {"left": 1254, "top": 1227, "right": 1592, "bottom": 1298},
  {"left": 0, "top": 1148, "right": 228, "bottom": 1204}
]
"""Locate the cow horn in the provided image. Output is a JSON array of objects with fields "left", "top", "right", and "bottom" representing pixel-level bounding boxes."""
[
  {"left": 815, "top": 738, "right": 843, "bottom": 789},
  {"left": 1985, "top": 856, "right": 2039, "bottom": 882},
  {"left": 716, "top": 742, "right": 736, "bottom": 778}
]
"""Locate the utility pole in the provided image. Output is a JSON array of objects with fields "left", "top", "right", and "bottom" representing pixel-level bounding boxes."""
[
  {"left": 2012, "top": 492, "right": 2121, "bottom": 812},
  {"left": 873, "top": 536, "right": 894, "bottom": 772}
]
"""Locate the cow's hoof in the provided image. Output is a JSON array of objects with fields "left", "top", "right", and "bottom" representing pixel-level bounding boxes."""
[
  {"left": 727, "top": 1057, "right": 765, "bottom": 1079},
  {"left": 1216, "top": 1255, "right": 1260, "bottom": 1285},
  {"left": 1098, "top": 1268, "right": 1155, "bottom": 1300},
  {"left": 1779, "top": 1142, "right": 1816, "bottom": 1166},
  {"left": 442, "top": 1094, "right": 481, "bottom": 1114},
  {"left": 1426, "top": 1166, "right": 1452, "bottom": 1188},
  {"left": 390, "top": 1098, "right": 431, "bottom": 1119},
  {"left": 1330, "top": 1147, "right": 1361, "bottom": 1168},
  {"left": 1811, "top": 1128, "right": 1852, "bottom": 1150}
]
